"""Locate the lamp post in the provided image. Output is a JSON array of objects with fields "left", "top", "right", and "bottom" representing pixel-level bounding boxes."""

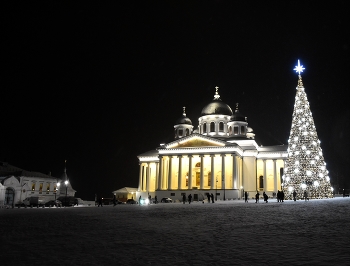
[
  {"left": 215, "top": 176, "right": 218, "bottom": 201},
  {"left": 64, "top": 180, "right": 68, "bottom": 206},
  {"left": 55, "top": 182, "right": 60, "bottom": 201}
]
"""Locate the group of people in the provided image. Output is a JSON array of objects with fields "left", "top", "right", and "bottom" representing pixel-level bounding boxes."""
[
  {"left": 206, "top": 193, "right": 215, "bottom": 203},
  {"left": 277, "top": 190, "right": 285, "bottom": 202}
]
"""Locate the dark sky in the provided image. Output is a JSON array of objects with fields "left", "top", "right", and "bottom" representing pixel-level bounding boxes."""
[{"left": 2, "top": 1, "right": 349, "bottom": 199}]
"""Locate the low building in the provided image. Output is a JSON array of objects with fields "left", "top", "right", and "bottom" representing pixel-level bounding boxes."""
[
  {"left": 0, "top": 161, "right": 76, "bottom": 207},
  {"left": 112, "top": 187, "right": 137, "bottom": 202}
]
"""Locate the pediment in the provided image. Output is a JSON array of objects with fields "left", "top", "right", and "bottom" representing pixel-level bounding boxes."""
[{"left": 165, "top": 135, "right": 226, "bottom": 149}]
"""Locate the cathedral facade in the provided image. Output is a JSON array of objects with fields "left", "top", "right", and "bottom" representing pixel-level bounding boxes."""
[{"left": 137, "top": 88, "right": 287, "bottom": 202}]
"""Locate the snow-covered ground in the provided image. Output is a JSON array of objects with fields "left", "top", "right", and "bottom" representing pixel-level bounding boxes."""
[{"left": 1, "top": 197, "right": 349, "bottom": 266}]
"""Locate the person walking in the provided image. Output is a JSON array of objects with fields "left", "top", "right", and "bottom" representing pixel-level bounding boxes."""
[
  {"left": 155, "top": 195, "right": 158, "bottom": 204},
  {"left": 183, "top": 194, "right": 186, "bottom": 204},
  {"left": 293, "top": 190, "right": 297, "bottom": 201},
  {"left": 244, "top": 191, "right": 248, "bottom": 203},
  {"left": 112, "top": 194, "right": 117, "bottom": 206},
  {"left": 263, "top": 192, "right": 268, "bottom": 203},
  {"left": 139, "top": 195, "right": 142, "bottom": 205},
  {"left": 188, "top": 194, "right": 192, "bottom": 204},
  {"left": 255, "top": 191, "right": 260, "bottom": 203},
  {"left": 98, "top": 197, "right": 103, "bottom": 207},
  {"left": 207, "top": 193, "right": 211, "bottom": 203},
  {"left": 304, "top": 191, "right": 308, "bottom": 201},
  {"left": 211, "top": 193, "right": 215, "bottom": 203}
]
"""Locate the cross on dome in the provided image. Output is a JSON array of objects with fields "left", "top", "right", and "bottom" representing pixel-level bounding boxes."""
[
  {"left": 183, "top": 106, "right": 186, "bottom": 116},
  {"left": 214, "top": 86, "right": 220, "bottom": 100},
  {"left": 293, "top": 60, "right": 305, "bottom": 75}
]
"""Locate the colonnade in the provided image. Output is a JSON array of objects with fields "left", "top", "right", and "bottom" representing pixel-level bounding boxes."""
[{"left": 138, "top": 156, "right": 285, "bottom": 194}]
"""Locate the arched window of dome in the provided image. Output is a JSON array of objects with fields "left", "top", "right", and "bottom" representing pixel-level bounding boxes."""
[
  {"left": 228, "top": 126, "right": 232, "bottom": 135},
  {"left": 203, "top": 123, "right": 207, "bottom": 133},
  {"left": 234, "top": 126, "right": 238, "bottom": 135},
  {"left": 210, "top": 122, "right": 215, "bottom": 132},
  {"left": 186, "top": 128, "right": 189, "bottom": 136},
  {"left": 219, "top": 122, "right": 224, "bottom": 132},
  {"left": 179, "top": 128, "right": 183, "bottom": 137},
  {"left": 241, "top": 126, "right": 245, "bottom": 134}
]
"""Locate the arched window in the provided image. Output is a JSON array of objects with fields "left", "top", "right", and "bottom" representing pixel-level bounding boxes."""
[
  {"left": 234, "top": 126, "right": 238, "bottom": 134},
  {"left": 178, "top": 129, "right": 183, "bottom": 137},
  {"left": 210, "top": 122, "right": 215, "bottom": 132},
  {"left": 228, "top": 126, "right": 232, "bottom": 135},
  {"left": 203, "top": 123, "right": 207, "bottom": 133},
  {"left": 185, "top": 128, "right": 189, "bottom": 136},
  {"left": 195, "top": 162, "right": 201, "bottom": 167},
  {"left": 219, "top": 122, "right": 224, "bottom": 132}
]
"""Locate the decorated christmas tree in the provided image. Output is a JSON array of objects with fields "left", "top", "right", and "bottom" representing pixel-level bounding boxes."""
[{"left": 282, "top": 60, "right": 333, "bottom": 199}]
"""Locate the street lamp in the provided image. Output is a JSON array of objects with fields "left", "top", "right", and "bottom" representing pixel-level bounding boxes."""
[
  {"left": 64, "top": 180, "right": 68, "bottom": 206},
  {"left": 223, "top": 175, "right": 226, "bottom": 201},
  {"left": 215, "top": 176, "right": 218, "bottom": 201},
  {"left": 55, "top": 182, "right": 60, "bottom": 201}
]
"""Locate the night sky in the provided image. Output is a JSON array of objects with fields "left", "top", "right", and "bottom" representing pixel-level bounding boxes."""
[{"left": 2, "top": 1, "right": 349, "bottom": 200}]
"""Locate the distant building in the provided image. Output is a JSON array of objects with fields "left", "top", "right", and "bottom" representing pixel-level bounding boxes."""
[
  {"left": 136, "top": 87, "right": 287, "bottom": 202},
  {"left": 0, "top": 161, "right": 76, "bottom": 207},
  {"left": 112, "top": 187, "right": 137, "bottom": 202}
]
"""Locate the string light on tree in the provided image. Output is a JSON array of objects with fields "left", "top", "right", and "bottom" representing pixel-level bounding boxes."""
[{"left": 282, "top": 60, "right": 333, "bottom": 199}]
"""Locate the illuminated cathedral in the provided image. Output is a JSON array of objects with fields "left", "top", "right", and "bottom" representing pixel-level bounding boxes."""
[
  {"left": 136, "top": 86, "right": 287, "bottom": 202},
  {"left": 136, "top": 61, "right": 333, "bottom": 202}
]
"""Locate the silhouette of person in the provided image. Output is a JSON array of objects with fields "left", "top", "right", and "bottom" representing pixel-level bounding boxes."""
[
  {"left": 207, "top": 193, "right": 211, "bottom": 203},
  {"left": 304, "top": 191, "right": 308, "bottom": 201},
  {"left": 293, "top": 190, "right": 297, "bottom": 201},
  {"left": 255, "top": 191, "right": 260, "bottom": 203},
  {"left": 188, "top": 194, "right": 192, "bottom": 204},
  {"left": 148, "top": 194, "right": 151, "bottom": 204},
  {"left": 155, "top": 195, "right": 158, "bottom": 204},
  {"left": 277, "top": 190, "right": 280, "bottom": 202},
  {"left": 281, "top": 190, "right": 285, "bottom": 202},
  {"left": 263, "top": 192, "right": 268, "bottom": 203},
  {"left": 211, "top": 193, "right": 215, "bottom": 203},
  {"left": 244, "top": 191, "right": 248, "bottom": 203},
  {"left": 113, "top": 194, "right": 117, "bottom": 206},
  {"left": 98, "top": 197, "right": 103, "bottom": 207},
  {"left": 139, "top": 195, "right": 142, "bottom": 205},
  {"left": 183, "top": 194, "right": 186, "bottom": 204}
]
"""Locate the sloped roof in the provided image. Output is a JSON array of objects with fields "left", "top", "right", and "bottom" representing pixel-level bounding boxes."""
[{"left": 112, "top": 187, "right": 138, "bottom": 194}]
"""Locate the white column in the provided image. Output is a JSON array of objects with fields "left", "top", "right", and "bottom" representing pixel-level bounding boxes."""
[
  {"left": 158, "top": 156, "right": 163, "bottom": 190},
  {"left": 263, "top": 159, "right": 267, "bottom": 191},
  {"left": 188, "top": 155, "right": 193, "bottom": 189},
  {"left": 146, "top": 163, "right": 150, "bottom": 192},
  {"left": 168, "top": 156, "right": 172, "bottom": 190},
  {"left": 210, "top": 155, "right": 215, "bottom": 189},
  {"left": 155, "top": 162, "right": 159, "bottom": 190},
  {"left": 178, "top": 155, "right": 182, "bottom": 190},
  {"left": 274, "top": 159, "right": 277, "bottom": 193},
  {"left": 221, "top": 154, "right": 225, "bottom": 189},
  {"left": 200, "top": 155, "right": 204, "bottom": 189},
  {"left": 138, "top": 163, "right": 143, "bottom": 191},
  {"left": 233, "top": 155, "right": 237, "bottom": 189},
  {"left": 142, "top": 165, "right": 147, "bottom": 191}
]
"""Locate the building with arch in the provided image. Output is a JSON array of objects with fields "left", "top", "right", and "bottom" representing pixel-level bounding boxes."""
[
  {"left": 136, "top": 87, "right": 288, "bottom": 202},
  {"left": 0, "top": 161, "right": 76, "bottom": 208}
]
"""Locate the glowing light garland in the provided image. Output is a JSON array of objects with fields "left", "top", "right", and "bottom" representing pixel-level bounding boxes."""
[{"left": 282, "top": 61, "right": 333, "bottom": 199}]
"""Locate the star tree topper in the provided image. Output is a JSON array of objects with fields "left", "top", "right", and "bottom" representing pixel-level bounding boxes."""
[{"left": 293, "top": 59, "right": 305, "bottom": 74}]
